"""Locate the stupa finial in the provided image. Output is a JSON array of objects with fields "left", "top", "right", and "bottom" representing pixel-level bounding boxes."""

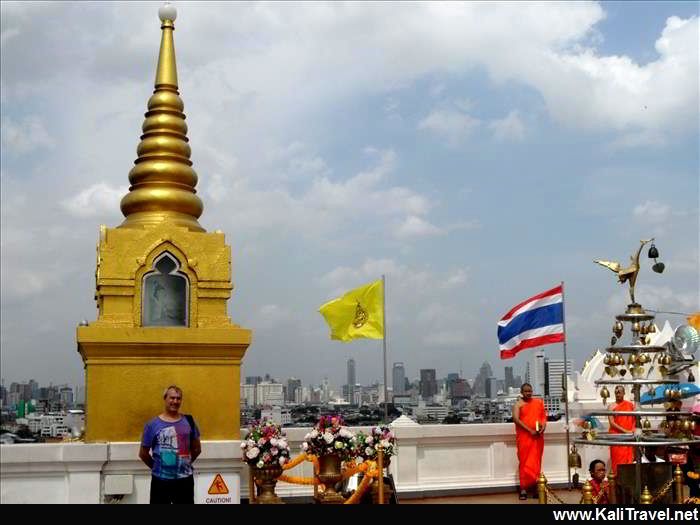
[{"left": 119, "top": 2, "right": 205, "bottom": 232}]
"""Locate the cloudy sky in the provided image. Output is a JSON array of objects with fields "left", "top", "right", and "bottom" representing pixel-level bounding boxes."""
[{"left": 1, "top": 1, "right": 698, "bottom": 393}]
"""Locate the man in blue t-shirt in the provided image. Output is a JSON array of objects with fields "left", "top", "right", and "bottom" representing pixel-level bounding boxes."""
[{"left": 139, "top": 385, "right": 201, "bottom": 504}]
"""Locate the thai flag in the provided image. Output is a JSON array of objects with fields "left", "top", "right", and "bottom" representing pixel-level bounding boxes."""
[{"left": 498, "top": 284, "right": 565, "bottom": 360}]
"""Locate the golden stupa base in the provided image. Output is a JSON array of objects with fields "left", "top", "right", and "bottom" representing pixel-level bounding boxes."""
[{"left": 78, "top": 325, "right": 250, "bottom": 442}]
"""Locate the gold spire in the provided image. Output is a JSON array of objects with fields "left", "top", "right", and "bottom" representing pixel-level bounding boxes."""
[{"left": 119, "top": 3, "right": 204, "bottom": 232}]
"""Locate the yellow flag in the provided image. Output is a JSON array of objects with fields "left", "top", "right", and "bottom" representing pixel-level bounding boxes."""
[{"left": 319, "top": 280, "right": 384, "bottom": 342}]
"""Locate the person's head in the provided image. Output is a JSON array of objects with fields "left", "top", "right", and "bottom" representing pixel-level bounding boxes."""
[
  {"left": 521, "top": 383, "right": 533, "bottom": 401},
  {"left": 589, "top": 460, "right": 606, "bottom": 482},
  {"left": 163, "top": 385, "right": 183, "bottom": 415},
  {"left": 614, "top": 385, "right": 625, "bottom": 402}
]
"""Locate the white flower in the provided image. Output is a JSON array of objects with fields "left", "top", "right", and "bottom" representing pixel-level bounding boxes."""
[
  {"left": 278, "top": 439, "right": 288, "bottom": 449},
  {"left": 246, "top": 447, "right": 260, "bottom": 459},
  {"left": 323, "top": 431, "right": 335, "bottom": 444},
  {"left": 247, "top": 439, "right": 256, "bottom": 447},
  {"left": 271, "top": 447, "right": 279, "bottom": 456},
  {"left": 302, "top": 442, "right": 309, "bottom": 451},
  {"left": 339, "top": 428, "right": 353, "bottom": 439},
  {"left": 334, "top": 441, "right": 345, "bottom": 449},
  {"left": 279, "top": 457, "right": 287, "bottom": 466},
  {"left": 240, "top": 442, "right": 247, "bottom": 449},
  {"left": 270, "top": 438, "right": 278, "bottom": 447},
  {"left": 365, "top": 447, "right": 375, "bottom": 456},
  {"left": 310, "top": 429, "right": 319, "bottom": 439},
  {"left": 257, "top": 438, "right": 266, "bottom": 446},
  {"left": 365, "top": 436, "right": 374, "bottom": 444},
  {"left": 381, "top": 439, "right": 391, "bottom": 449},
  {"left": 257, "top": 460, "right": 264, "bottom": 468},
  {"left": 356, "top": 457, "right": 364, "bottom": 464},
  {"left": 374, "top": 427, "right": 382, "bottom": 435}
]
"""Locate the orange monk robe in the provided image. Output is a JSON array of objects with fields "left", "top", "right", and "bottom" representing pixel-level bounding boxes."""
[
  {"left": 515, "top": 398, "right": 547, "bottom": 491},
  {"left": 609, "top": 400, "right": 635, "bottom": 474}
]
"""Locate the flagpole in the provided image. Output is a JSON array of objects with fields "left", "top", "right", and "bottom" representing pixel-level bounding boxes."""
[
  {"left": 382, "top": 274, "right": 388, "bottom": 422},
  {"left": 561, "top": 280, "right": 572, "bottom": 489}
]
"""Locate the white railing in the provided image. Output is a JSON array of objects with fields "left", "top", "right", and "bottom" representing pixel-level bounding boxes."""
[{"left": 2, "top": 420, "right": 605, "bottom": 503}]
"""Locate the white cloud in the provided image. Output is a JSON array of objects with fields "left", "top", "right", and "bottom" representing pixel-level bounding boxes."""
[
  {"left": 605, "top": 284, "right": 698, "bottom": 316},
  {"left": 418, "top": 109, "right": 480, "bottom": 145},
  {"left": 489, "top": 110, "right": 526, "bottom": 142},
  {"left": 442, "top": 268, "right": 469, "bottom": 289},
  {"left": 394, "top": 215, "right": 444, "bottom": 239},
  {"left": 61, "top": 183, "right": 127, "bottom": 218},
  {"left": 257, "top": 304, "right": 293, "bottom": 323},
  {"left": 633, "top": 200, "right": 671, "bottom": 224},
  {"left": 1, "top": 115, "right": 54, "bottom": 154}
]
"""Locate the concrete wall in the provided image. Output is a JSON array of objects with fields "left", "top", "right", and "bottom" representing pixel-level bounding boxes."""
[{"left": 1, "top": 421, "right": 594, "bottom": 503}]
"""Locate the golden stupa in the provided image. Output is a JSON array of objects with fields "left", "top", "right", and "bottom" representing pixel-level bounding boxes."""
[{"left": 77, "top": 3, "right": 251, "bottom": 442}]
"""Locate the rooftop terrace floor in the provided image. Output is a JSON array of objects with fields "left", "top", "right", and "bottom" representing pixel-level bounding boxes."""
[{"left": 403, "top": 488, "right": 583, "bottom": 504}]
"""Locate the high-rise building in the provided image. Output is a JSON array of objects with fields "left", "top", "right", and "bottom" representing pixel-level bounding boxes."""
[
  {"left": 346, "top": 359, "right": 356, "bottom": 403},
  {"left": 505, "top": 367, "right": 515, "bottom": 389},
  {"left": 473, "top": 362, "right": 493, "bottom": 396},
  {"left": 419, "top": 369, "right": 438, "bottom": 400},
  {"left": 485, "top": 377, "right": 499, "bottom": 399},
  {"left": 59, "top": 386, "right": 74, "bottom": 409},
  {"left": 525, "top": 351, "right": 546, "bottom": 396},
  {"left": 392, "top": 362, "right": 406, "bottom": 396},
  {"left": 287, "top": 378, "right": 302, "bottom": 404},
  {"left": 544, "top": 358, "right": 574, "bottom": 398}
]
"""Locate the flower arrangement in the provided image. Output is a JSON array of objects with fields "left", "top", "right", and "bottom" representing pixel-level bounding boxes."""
[
  {"left": 240, "top": 419, "right": 291, "bottom": 469},
  {"left": 354, "top": 425, "right": 396, "bottom": 462},
  {"left": 302, "top": 415, "right": 357, "bottom": 460}
]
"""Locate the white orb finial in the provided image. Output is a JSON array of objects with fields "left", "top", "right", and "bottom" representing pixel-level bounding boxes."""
[{"left": 159, "top": 2, "right": 177, "bottom": 22}]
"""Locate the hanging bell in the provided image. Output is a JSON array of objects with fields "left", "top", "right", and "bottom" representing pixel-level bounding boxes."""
[
  {"left": 611, "top": 336, "right": 617, "bottom": 346},
  {"left": 642, "top": 418, "right": 652, "bottom": 431},
  {"left": 632, "top": 321, "right": 640, "bottom": 333},
  {"left": 648, "top": 244, "right": 659, "bottom": 259},
  {"left": 652, "top": 261, "right": 665, "bottom": 273},
  {"left": 648, "top": 323, "right": 656, "bottom": 334},
  {"left": 640, "top": 324, "right": 648, "bottom": 335},
  {"left": 600, "top": 386, "right": 610, "bottom": 405},
  {"left": 664, "top": 388, "right": 672, "bottom": 400},
  {"left": 568, "top": 445, "right": 582, "bottom": 469},
  {"left": 688, "top": 370, "right": 695, "bottom": 383}
]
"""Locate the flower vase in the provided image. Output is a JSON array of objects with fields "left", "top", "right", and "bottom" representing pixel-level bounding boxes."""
[
  {"left": 316, "top": 454, "right": 345, "bottom": 504},
  {"left": 253, "top": 464, "right": 284, "bottom": 504}
]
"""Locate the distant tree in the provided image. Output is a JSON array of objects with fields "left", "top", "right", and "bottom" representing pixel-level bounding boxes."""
[
  {"left": 15, "top": 425, "right": 33, "bottom": 439},
  {"left": 442, "top": 413, "right": 462, "bottom": 424}
]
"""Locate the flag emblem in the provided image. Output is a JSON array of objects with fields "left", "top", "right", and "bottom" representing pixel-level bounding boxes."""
[
  {"left": 353, "top": 302, "right": 368, "bottom": 328},
  {"left": 498, "top": 284, "right": 565, "bottom": 360}
]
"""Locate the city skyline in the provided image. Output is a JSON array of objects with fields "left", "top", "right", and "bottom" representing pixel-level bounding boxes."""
[{"left": 2, "top": 2, "right": 698, "bottom": 390}]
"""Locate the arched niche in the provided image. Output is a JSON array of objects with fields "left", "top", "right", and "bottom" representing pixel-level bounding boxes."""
[{"left": 141, "top": 252, "right": 189, "bottom": 327}]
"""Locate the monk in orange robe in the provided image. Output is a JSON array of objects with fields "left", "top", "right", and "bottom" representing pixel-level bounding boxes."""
[
  {"left": 513, "top": 383, "right": 547, "bottom": 499},
  {"left": 608, "top": 385, "right": 635, "bottom": 474}
]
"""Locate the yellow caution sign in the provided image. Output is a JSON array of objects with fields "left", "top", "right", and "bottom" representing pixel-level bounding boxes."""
[{"left": 208, "top": 474, "right": 229, "bottom": 495}]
